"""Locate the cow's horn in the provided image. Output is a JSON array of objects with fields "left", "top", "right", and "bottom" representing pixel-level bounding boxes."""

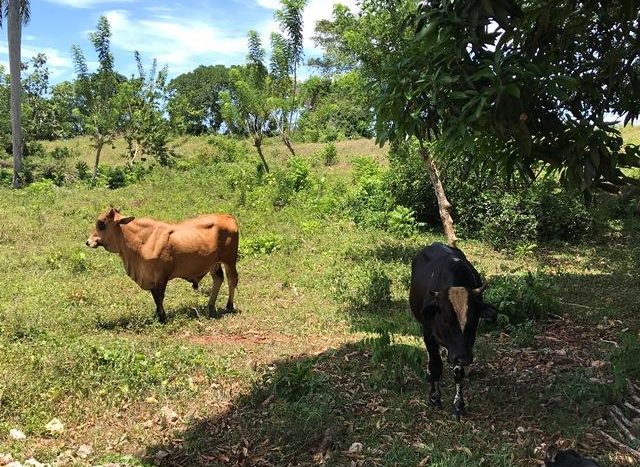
[
  {"left": 429, "top": 290, "right": 439, "bottom": 298},
  {"left": 472, "top": 284, "right": 486, "bottom": 295}
]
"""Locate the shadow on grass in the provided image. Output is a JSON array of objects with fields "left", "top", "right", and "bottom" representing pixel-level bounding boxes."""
[{"left": 142, "top": 335, "right": 613, "bottom": 467}]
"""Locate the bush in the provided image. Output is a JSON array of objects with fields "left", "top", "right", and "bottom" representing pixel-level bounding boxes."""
[
  {"left": 99, "top": 163, "right": 151, "bottom": 189},
  {"left": 208, "top": 135, "right": 248, "bottom": 163},
  {"left": 331, "top": 263, "right": 393, "bottom": 311},
  {"left": 611, "top": 333, "right": 640, "bottom": 395},
  {"left": 242, "top": 234, "right": 283, "bottom": 256},
  {"left": 484, "top": 270, "right": 558, "bottom": 325},
  {"left": 384, "top": 140, "right": 596, "bottom": 248},
  {"left": 320, "top": 142, "right": 337, "bottom": 166},
  {"left": 535, "top": 183, "right": 594, "bottom": 241},
  {"left": 387, "top": 205, "right": 418, "bottom": 238}
]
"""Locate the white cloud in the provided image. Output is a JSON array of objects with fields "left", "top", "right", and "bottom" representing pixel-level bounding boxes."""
[
  {"left": 46, "top": 0, "right": 136, "bottom": 8},
  {"left": 256, "top": 0, "right": 281, "bottom": 8},
  {"left": 0, "top": 41, "right": 72, "bottom": 78},
  {"left": 104, "top": 9, "right": 250, "bottom": 75}
]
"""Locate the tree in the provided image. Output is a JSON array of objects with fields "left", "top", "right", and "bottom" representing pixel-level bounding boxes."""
[
  {"left": 71, "top": 16, "right": 123, "bottom": 185},
  {"left": 118, "top": 52, "right": 172, "bottom": 166},
  {"left": 167, "top": 65, "right": 231, "bottom": 135},
  {"left": 373, "top": 0, "right": 640, "bottom": 245},
  {"left": 221, "top": 31, "right": 273, "bottom": 173},
  {"left": 309, "top": 4, "right": 360, "bottom": 76},
  {"left": 1, "top": 0, "right": 31, "bottom": 188},
  {"left": 274, "top": 0, "right": 308, "bottom": 156}
]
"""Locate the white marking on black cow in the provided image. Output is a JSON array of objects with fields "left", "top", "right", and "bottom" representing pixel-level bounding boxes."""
[{"left": 448, "top": 287, "right": 469, "bottom": 332}]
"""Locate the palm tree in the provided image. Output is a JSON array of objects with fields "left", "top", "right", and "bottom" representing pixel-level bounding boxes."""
[{"left": 1, "top": 0, "right": 31, "bottom": 188}]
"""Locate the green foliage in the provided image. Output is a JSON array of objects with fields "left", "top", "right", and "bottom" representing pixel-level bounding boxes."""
[
  {"left": 167, "top": 65, "right": 232, "bottom": 134},
  {"left": 99, "top": 162, "right": 151, "bottom": 189},
  {"left": 242, "top": 234, "right": 283, "bottom": 256},
  {"left": 207, "top": 135, "right": 248, "bottom": 163},
  {"left": 119, "top": 53, "right": 173, "bottom": 167},
  {"left": 385, "top": 141, "right": 595, "bottom": 247},
  {"left": 387, "top": 206, "right": 417, "bottom": 238},
  {"left": 611, "top": 333, "right": 640, "bottom": 395},
  {"left": 485, "top": 271, "right": 558, "bottom": 325},
  {"left": 332, "top": 262, "right": 393, "bottom": 311},
  {"left": 268, "top": 360, "right": 327, "bottom": 402},
  {"left": 319, "top": 142, "right": 337, "bottom": 166},
  {"left": 372, "top": 0, "right": 640, "bottom": 195},
  {"left": 297, "top": 72, "right": 373, "bottom": 142}
]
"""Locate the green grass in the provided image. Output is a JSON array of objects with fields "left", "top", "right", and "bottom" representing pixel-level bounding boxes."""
[{"left": 1, "top": 136, "right": 639, "bottom": 466}]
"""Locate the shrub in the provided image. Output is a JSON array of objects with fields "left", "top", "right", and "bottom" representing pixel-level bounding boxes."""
[
  {"left": 384, "top": 140, "right": 597, "bottom": 248},
  {"left": 268, "top": 360, "right": 327, "bottom": 402},
  {"left": 535, "top": 183, "right": 594, "bottom": 241},
  {"left": 484, "top": 270, "right": 558, "bottom": 325},
  {"left": 320, "top": 143, "right": 338, "bottom": 166},
  {"left": 610, "top": 333, "right": 640, "bottom": 395},
  {"left": 387, "top": 205, "right": 418, "bottom": 238},
  {"left": 476, "top": 192, "right": 538, "bottom": 250},
  {"left": 208, "top": 135, "right": 248, "bottom": 163},
  {"left": 242, "top": 234, "right": 283, "bottom": 256},
  {"left": 99, "top": 163, "right": 151, "bottom": 189},
  {"left": 331, "top": 263, "right": 393, "bottom": 311},
  {"left": 76, "top": 161, "right": 90, "bottom": 181}
]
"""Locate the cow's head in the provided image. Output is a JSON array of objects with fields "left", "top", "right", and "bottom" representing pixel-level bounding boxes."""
[
  {"left": 422, "top": 285, "right": 497, "bottom": 366},
  {"left": 86, "top": 207, "right": 134, "bottom": 252}
]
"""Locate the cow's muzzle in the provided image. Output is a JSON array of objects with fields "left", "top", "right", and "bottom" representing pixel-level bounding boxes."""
[{"left": 86, "top": 237, "right": 101, "bottom": 248}]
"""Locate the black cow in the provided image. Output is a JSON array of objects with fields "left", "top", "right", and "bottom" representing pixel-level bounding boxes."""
[
  {"left": 545, "top": 447, "right": 601, "bottom": 467},
  {"left": 409, "top": 242, "right": 497, "bottom": 418}
]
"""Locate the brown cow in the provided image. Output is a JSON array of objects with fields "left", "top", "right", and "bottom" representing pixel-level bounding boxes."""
[{"left": 86, "top": 207, "right": 239, "bottom": 323}]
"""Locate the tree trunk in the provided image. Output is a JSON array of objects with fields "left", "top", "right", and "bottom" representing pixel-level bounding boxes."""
[
  {"left": 92, "top": 140, "right": 104, "bottom": 185},
  {"left": 418, "top": 140, "right": 458, "bottom": 247},
  {"left": 254, "top": 140, "right": 269, "bottom": 173},
  {"left": 282, "top": 133, "right": 296, "bottom": 157},
  {"left": 8, "top": 0, "right": 23, "bottom": 188}
]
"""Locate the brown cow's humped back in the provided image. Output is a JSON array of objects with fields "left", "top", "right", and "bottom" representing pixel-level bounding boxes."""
[{"left": 448, "top": 287, "right": 469, "bottom": 332}]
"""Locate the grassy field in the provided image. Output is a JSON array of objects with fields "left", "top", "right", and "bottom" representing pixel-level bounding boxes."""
[{"left": 1, "top": 134, "right": 640, "bottom": 466}]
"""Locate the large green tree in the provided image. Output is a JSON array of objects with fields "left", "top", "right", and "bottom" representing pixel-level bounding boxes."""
[
  {"left": 72, "top": 16, "right": 124, "bottom": 185},
  {"left": 317, "top": 0, "right": 640, "bottom": 245},
  {"left": 221, "top": 31, "right": 274, "bottom": 173},
  {"left": 1, "top": 0, "right": 31, "bottom": 188},
  {"left": 167, "top": 65, "right": 231, "bottom": 135},
  {"left": 118, "top": 52, "right": 172, "bottom": 166}
]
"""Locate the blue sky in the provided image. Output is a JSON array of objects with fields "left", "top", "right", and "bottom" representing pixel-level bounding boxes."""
[{"left": 0, "top": 0, "right": 358, "bottom": 83}]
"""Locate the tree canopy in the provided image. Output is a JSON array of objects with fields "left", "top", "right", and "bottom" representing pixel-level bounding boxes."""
[{"left": 374, "top": 0, "right": 640, "bottom": 195}]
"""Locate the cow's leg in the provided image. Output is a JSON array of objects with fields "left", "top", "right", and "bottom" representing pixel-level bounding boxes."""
[
  {"left": 424, "top": 332, "right": 443, "bottom": 409},
  {"left": 223, "top": 262, "right": 238, "bottom": 311},
  {"left": 150, "top": 283, "right": 167, "bottom": 324},
  {"left": 452, "top": 365, "right": 466, "bottom": 419},
  {"left": 208, "top": 264, "right": 224, "bottom": 315}
]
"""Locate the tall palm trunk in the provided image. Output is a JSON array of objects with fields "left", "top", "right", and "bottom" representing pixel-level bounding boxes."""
[
  {"left": 8, "top": 0, "right": 23, "bottom": 188},
  {"left": 418, "top": 138, "right": 458, "bottom": 247}
]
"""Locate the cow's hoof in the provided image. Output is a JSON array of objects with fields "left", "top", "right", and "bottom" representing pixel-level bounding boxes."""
[
  {"left": 207, "top": 306, "right": 218, "bottom": 318},
  {"left": 452, "top": 404, "right": 466, "bottom": 419},
  {"left": 429, "top": 396, "right": 443, "bottom": 409},
  {"left": 225, "top": 302, "right": 234, "bottom": 312}
]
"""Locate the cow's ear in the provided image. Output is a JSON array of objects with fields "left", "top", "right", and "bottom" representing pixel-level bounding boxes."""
[
  {"left": 106, "top": 208, "right": 117, "bottom": 219},
  {"left": 115, "top": 215, "right": 135, "bottom": 225},
  {"left": 479, "top": 303, "right": 498, "bottom": 322}
]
